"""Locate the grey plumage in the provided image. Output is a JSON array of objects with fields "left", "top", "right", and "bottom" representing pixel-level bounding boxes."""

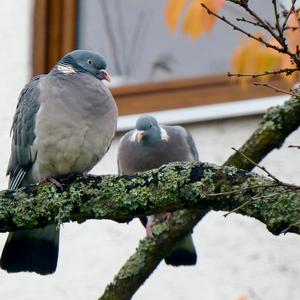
[
  {"left": 118, "top": 115, "right": 198, "bottom": 266},
  {"left": 1, "top": 50, "right": 117, "bottom": 274}
]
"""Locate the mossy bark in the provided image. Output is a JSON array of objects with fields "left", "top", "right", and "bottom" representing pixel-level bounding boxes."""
[{"left": 0, "top": 162, "right": 299, "bottom": 235}]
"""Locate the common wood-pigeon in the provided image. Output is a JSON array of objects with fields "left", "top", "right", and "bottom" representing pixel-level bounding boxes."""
[
  {"left": 118, "top": 115, "right": 198, "bottom": 266},
  {"left": 0, "top": 50, "right": 118, "bottom": 275}
]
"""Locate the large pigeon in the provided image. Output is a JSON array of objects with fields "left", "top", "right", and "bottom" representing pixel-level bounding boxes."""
[
  {"left": 0, "top": 50, "right": 118, "bottom": 275},
  {"left": 118, "top": 115, "right": 198, "bottom": 266}
]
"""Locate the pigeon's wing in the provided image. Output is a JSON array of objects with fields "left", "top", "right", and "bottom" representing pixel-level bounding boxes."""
[
  {"left": 184, "top": 129, "right": 199, "bottom": 161},
  {"left": 168, "top": 125, "right": 199, "bottom": 162},
  {"left": 7, "top": 75, "right": 43, "bottom": 189}
]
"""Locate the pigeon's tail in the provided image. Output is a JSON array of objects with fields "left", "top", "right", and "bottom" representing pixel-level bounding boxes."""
[
  {"left": 0, "top": 224, "right": 59, "bottom": 275},
  {"left": 165, "top": 234, "right": 197, "bottom": 266}
]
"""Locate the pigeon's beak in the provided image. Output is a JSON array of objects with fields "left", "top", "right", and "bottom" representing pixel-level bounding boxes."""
[
  {"left": 136, "top": 130, "right": 144, "bottom": 142},
  {"left": 100, "top": 70, "right": 111, "bottom": 82}
]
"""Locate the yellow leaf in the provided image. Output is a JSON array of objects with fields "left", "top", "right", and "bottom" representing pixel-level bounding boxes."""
[
  {"left": 231, "top": 33, "right": 282, "bottom": 85},
  {"left": 183, "top": 0, "right": 225, "bottom": 39},
  {"left": 165, "top": 0, "right": 187, "bottom": 32}
]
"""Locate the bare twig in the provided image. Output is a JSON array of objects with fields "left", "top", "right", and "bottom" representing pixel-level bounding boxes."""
[
  {"left": 284, "top": 25, "right": 299, "bottom": 31},
  {"left": 282, "top": 0, "right": 297, "bottom": 31},
  {"left": 281, "top": 220, "right": 300, "bottom": 234},
  {"left": 224, "top": 192, "right": 280, "bottom": 217},
  {"left": 236, "top": 16, "right": 266, "bottom": 28},
  {"left": 227, "top": 68, "right": 299, "bottom": 78},
  {"left": 202, "top": 2, "right": 300, "bottom": 67},
  {"left": 207, "top": 184, "right": 278, "bottom": 198},
  {"left": 253, "top": 82, "right": 294, "bottom": 95},
  {"left": 224, "top": 197, "right": 252, "bottom": 217},
  {"left": 272, "top": 0, "right": 281, "bottom": 34},
  {"left": 201, "top": 4, "right": 288, "bottom": 55},
  {"left": 289, "top": 145, "right": 300, "bottom": 149},
  {"left": 231, "top": 147, "right": 299, "bottom": 190},
  {"left": 232, "top": 146, "right": 282, "bottom": 183}
]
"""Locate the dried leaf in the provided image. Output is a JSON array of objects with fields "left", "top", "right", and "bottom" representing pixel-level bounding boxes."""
[{"left": 165, "top": 0, "right": 187, "bottom": 32}]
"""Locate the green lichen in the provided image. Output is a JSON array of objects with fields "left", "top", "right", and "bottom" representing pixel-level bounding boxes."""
[{"left": 118, "top": 238, "right": 155, "bottom": 280}]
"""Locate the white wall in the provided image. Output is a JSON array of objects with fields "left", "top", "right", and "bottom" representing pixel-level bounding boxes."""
[
  {"left": 0, "top": 2, "right": 299, "bottom": 300},
  {"left": 0, "top": 0, "right": 33, "bottom": 189}
]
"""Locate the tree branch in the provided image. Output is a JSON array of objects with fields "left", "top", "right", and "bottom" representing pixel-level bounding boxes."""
[
  {"left": 1, "top": 162, "right": 299, "bottom": 235},
  {"left": 100, "top": 91, "right": 300, "bottom": 299},
  {"left": 99, "top": 1, "right": 300, "bottom": 299},
  {"left": 226, "top": 92, "right": 300, "bottom": 169}
]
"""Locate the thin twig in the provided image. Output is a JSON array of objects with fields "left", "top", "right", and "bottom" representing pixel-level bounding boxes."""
[
  {"left": 202, "top": 2, "right": 300, "bottom": 68},
  {"left": 229, "top": 0, "right": 287, "bottom": 47},
  {"left": 272, "top": 0, "right": 281, "bottom": 34},
  {"left": 227, "top": 68, "right": 299, "bottom": 78},
  {"left": 207, "top": 184, "right": 277, "bottom": 198},
  {"left": 201, "top": 4, "right": 287, "bottom": 55},
  {"left": 280, "top": 220, "right": 300, "bottom": 234},
  {"left": 283, "top": 26, "right": 299, "bottom": 31},
  {"left": 288, "top": 145, "right": 300, "bottom": 149},
  {"left": 236, "top": 17, "right": 266, "bottom": 28},
  {"left": 232, "top": 147, "right": 281, "bottom": 183},
  {"left": 253, "top": 82, "right": 294, "bottom": 95},
  {"left": 231, "top": 147, "right": 299, "bottom": 190},
  {"left": 224, "top": 192, "right": 280, "bottom": 217},
  {"left": 282, "top": 0, "right": 297, "bottom": 31},
  {"left": 224, "top": 197, "right": 252, "bottom": 217}
]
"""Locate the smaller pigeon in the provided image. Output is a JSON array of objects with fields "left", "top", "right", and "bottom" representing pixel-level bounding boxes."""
[
  {"left": 118, "top": 115, "right": 198, "bottom": 266},
  {"left": 0, "top": 50, "right": 117, "bottom": 275}
]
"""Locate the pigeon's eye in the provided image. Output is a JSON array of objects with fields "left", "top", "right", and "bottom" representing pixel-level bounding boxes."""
[
  {"left": 149, "top": 124, "right": 153, "bottom": 128},
  {"left": 87, "top": 59, "right": 93, "bottom": 65}
]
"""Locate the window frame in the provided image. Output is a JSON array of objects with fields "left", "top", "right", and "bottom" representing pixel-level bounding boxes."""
[{"left": 33, "top": 0, "right": 292, "bottom": 116}]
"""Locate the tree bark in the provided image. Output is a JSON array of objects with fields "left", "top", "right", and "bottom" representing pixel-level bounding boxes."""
[{"left": 0, "top": 162, "right": 299, "bottom": 235}]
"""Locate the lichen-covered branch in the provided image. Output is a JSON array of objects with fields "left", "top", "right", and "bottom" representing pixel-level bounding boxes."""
[
  {"left": 99, "top": 209, "right": 207, "bottom": 300},
  {"left": 0, "top": 162, "right": 299, "bottom": 235},
  {"left": 101, "top": 93, "right": 300, "bottom": 300}
]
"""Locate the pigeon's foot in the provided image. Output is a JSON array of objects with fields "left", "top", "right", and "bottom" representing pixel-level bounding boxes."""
[
  {"left": 146, "top": 212, "right": 173, "bottom": 238},
  {"left": 38, "top": 177, "right": 64, "bottom": 192},
  {"left": 163, "top": 212, "right": 173, "bottom": 221}
]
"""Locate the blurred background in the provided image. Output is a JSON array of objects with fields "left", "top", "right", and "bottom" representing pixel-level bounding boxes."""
[{"left": 0, "top": 1, "right": 299, "bottom": 299}]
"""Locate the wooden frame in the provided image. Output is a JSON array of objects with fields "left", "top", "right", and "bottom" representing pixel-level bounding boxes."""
[
  {"left": 33, "top": 0, "right": 78, "bottom": 75},
  {"left": 33, "top": 0, "right": 293, "bottom": 116}
]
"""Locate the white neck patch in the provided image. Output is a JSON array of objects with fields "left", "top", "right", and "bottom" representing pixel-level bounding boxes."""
[
  {"left": 56, "top": 64, "right": 76, "bottom": 74},
  {"left": 130, "top": 130, "right": 139, "bottom": 142},
  {"left": 130, "top": 126, "right": 169, "bottom": 143},
  {"left": 159, "top": 127, "right": 169, "bottom": 141}
]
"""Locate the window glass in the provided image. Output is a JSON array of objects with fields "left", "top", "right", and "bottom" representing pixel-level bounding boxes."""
[{"left": 78, "top": 0, "right": 274, "bottom": 85}]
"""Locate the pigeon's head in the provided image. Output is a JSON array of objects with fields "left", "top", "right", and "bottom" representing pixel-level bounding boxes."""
[
  {"left": 59, "top": 50, "right": 111, "bottom": 82},
  {"left": 134, "top": 115, "right": 169, "bottom": 144}
]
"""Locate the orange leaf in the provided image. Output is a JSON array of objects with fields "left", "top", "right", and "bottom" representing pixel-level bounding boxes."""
[
  {"left": 183, "top": 0, "right": 225, "bottom": 40},
  {"left": 165, "top": 0, "right": 187, "bottom": 32},
  {"left": 231, "top": 33, "right": 283, "bottom": 85},
  {"left": 287, "top": 10, "right": 300, "bottom": 52}
]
